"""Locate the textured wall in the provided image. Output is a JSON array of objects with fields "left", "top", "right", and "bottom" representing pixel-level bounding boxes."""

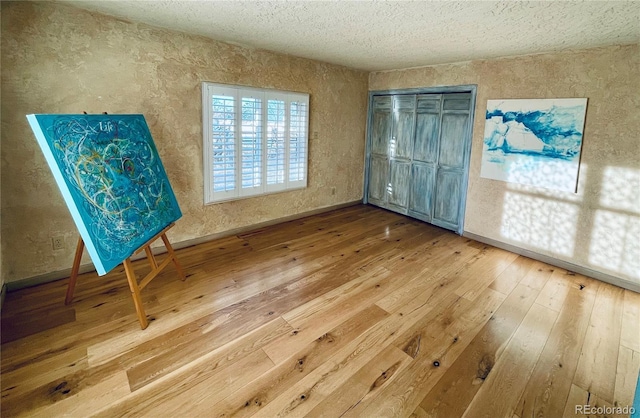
[
  {"left": 1, "top": 2, "right": 368, "bottom": 284},
  {"left": 370, "top": 44, "right": 640, "bottom": 286}
]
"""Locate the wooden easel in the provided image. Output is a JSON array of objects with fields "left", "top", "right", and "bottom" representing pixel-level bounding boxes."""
[{"left": 64, "top": 223, "right": 186, "bottom": 329}]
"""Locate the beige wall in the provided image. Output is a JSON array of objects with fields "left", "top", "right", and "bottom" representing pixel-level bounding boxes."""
[
  {"left": 370, "top": 44, "right": 640, "bottom": 287},
  {"left": 0, "top": 2, "right": 369, "bottom": 284}
]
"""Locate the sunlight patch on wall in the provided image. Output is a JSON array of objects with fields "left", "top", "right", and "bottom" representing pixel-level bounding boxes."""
[
  {"left": 505, "top": 178, "right": 585, "bottom": 203},
  {"left": 589, "top": 210, "right": 640, "bottom": 280},
  {"left": 501, "top": 191, "right": 578, "bottom": 257},
  {"left": 589, "top": 167, "right": 640, "bottom": 281},
  {"left": 599, "top": 167, "right": 640, "bottom": 214}
]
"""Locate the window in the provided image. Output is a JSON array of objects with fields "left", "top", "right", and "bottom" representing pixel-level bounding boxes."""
[{"left": 202, "top": 82, "right": 309, "bottom": 204}]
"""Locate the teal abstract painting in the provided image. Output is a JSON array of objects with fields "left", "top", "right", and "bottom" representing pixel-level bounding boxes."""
[
  {"left": 27, "top": 114, "right": 182, "bottom": 275},
  {"left": 480, "top": 98, "right": 588, "bottom": 193}
]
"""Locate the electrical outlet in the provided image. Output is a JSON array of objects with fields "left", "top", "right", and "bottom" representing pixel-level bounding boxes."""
[
  {"left": 52, "top": 236, "right": 64, "bottom": 250},
  {"left": 331, "top": 187, "right": 336, "bottom": 195}
]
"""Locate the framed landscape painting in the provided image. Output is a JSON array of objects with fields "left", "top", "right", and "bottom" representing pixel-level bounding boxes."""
[
  {"left": 480, "top": 98, "right": 588, "bottom": 192},
  {"left": 27, "top": 114, "right": 182, "bottom": 275}
]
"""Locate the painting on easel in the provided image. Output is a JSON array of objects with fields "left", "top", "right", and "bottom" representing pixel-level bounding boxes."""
[{"left": 27, "top": 114, "right": 182, "bottom": 275}]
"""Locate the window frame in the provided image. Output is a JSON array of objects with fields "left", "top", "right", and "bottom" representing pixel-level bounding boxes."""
[{"left": 202, "top": 82, "right": 309, "bottom": 204}]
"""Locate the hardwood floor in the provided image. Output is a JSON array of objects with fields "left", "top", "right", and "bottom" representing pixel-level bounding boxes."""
[{"left": 1, "top": 205, "right": 638, "bottom": 417}]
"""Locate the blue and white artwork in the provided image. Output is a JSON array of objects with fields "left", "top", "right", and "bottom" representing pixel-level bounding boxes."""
[
  {"left": 480, "top": 98, "right": 587, "bottom": 192},
  {"left": 27, "top": 114, "right": 182, "bottom": 275}
]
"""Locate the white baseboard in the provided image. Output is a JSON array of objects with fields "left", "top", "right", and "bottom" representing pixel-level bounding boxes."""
[
  {"left": 463, "top": 231, "right": 640, "bottom": 293},
  {"left": 6, "top": 200, "right": 362, "bottom": 291}
]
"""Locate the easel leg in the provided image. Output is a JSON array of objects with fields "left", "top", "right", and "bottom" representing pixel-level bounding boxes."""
[
  {"left": 144, "top": 246, "right": 158, "bottom": 269},
  {"left": 123, "top": 258, "right": 149, "bottom": 330},
  {"left": 161, "top": 233, "right": 187, "bottom": 281},
  {"left": 65, "top": 236, "right": 85, "bottom": 305},
  {"left": 64, "top": 224, "right": 184, "bottom": 330}
]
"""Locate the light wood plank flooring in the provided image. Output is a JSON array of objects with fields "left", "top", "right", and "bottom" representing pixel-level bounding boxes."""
[{"left": 2, "top": 205, "right": 639, "bottom": 417}]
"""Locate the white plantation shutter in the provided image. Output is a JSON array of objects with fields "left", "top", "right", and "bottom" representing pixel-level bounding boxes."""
[
  {"left": 240, "top": 90, "right": 263, "bottom": 197},
  {"left": 203, "top": 82, "right": 309, "bottom": 204},
  {"left": 206, "top": 86, "right": 238, "bottom": 202},
  {"left": 289, "top": 96, "right": 308, "bottom": 188},
  {"left": 266, "top": 95, "right": 287, "bottom": 192}
]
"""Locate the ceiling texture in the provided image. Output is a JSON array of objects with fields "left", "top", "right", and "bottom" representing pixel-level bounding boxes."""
[{"left": 63, "top": 0, "right": 640, "bottom": 71}]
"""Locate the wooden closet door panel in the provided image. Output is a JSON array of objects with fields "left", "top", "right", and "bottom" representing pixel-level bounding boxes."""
[
  {"left": 433, "top": 168, "right": 463, "bottom": 227},
  {"left": 388, "top": 159, "right": 411, "bottom": 211},
  {"left": 392, "top": 96, "right": 415, "bottom": 159},
  {"left": 371, "top": 96, "right": 392, "bottom": 157},
  {"left": 410, "top": 94, "right": 441, "bottom": 222},
  {"left": 433, "top": 93, "right": 472, "bottom": 231},
  {"left": 368, "top": 155, "right": 389, "bottom": 204},
  {"left": 438, "top": 113, "right": 468, "bottom": 169},
  {"left": 409, "top": 162, "right": 435, "bottom": 221},
  {"left": 414, "top": 112, "right": 440, "bottom": 163},
  {"left": 371, "top": 110, "right": 391, "bottom": 156}
]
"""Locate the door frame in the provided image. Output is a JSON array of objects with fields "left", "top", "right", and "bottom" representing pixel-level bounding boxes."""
[{"left": 363, "top": 84, "right": 478, "bottom": 235}]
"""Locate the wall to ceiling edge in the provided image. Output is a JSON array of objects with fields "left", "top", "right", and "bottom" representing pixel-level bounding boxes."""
[
  {"left": 0, "top": 1, "right": 369, "bottom": 285},
  {"left": 369, "top": 44, "right": 640, "bottom": 289}
]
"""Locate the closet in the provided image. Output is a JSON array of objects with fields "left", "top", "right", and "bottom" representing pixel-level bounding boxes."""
[{"left": 365, "top": 87, "right": 476, "bottom": 234}]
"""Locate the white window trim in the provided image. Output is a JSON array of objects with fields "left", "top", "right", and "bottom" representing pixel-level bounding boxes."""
[{"left": 202, "top": 82, "right": 309, "bottom": 204}]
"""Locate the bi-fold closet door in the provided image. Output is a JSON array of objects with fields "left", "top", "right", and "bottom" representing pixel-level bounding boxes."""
[{"left": 366, "top": 90, "right": 474, "bottom": 234}]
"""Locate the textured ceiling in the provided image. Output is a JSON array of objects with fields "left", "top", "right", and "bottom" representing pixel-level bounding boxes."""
[{"left": 62, "top": 0, "right": 640, "bottom": 71}]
